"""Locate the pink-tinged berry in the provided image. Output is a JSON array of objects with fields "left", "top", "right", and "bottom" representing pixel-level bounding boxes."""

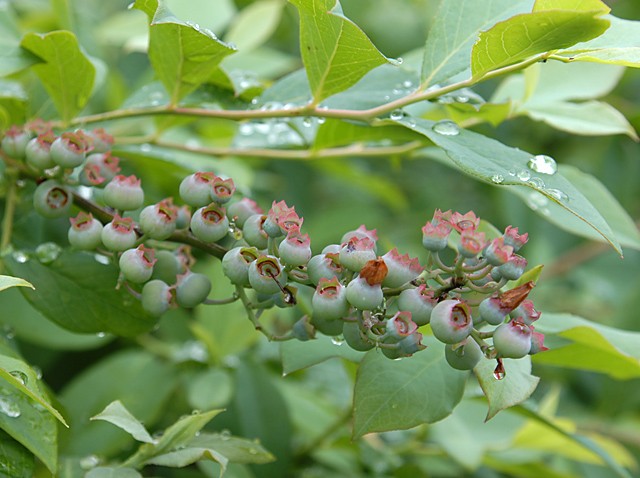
[
  {"left": 493, "top": 319, "right": 532, "bottom": 358},
  {"left": 279, "top": 229, "right": 312, "bottom": 267},
  {"left": 430, "top": 299, "right": 473, "bottom": 344},
  {"left": 222, "top": 246, "right": 259, "bottom": 286},
  {"left": 190, "top": 203, "right": 229, "bottom": 243},
  {"left": 151, "top": 250, "right": 182, "bottom": 284},
  {"left": 341, "top": 225, "right": 378, "bottom": 252},
  {"left": 103, "top": 175, "right": 144, "bottom": 211},
  {"left": 342, "top": 321, "right": 374, "bottom": 351},
  {"left": 50, "top": 131, "right": 92, "bottom": 168},
  {"left": 264, "top": 200, "right": 302, "bottom": 237},
  {"left": 291, "top": 315, "right": 316, "bottom": 341},
  {"left": 176, "top": 271, "right": 212, "bottom": 308},
  {"left": 119, "top": 245, "right": 157, "bottom": 283},
  {"left": 529, "top": 328, "right": 548, "bottom": 355},
  {"left": 386, "top": 311, "right": 418, "bottom": 341},
  {"left": 25, "top": 119, "right": 51, "bottom": 135},
  {"left": 445, "top": 339, "right": 483, "bottom": 370},
  {"left": 312, "top": 277, "right": 349, "bottom": 321},
  {"left": 483, "top": 237, "right": 514, "bottom": 266},
  {"left": 511, "top": 299, "right": 541, "bottom": 325},
  {"left": 33, "top": 180, "right": 73, "bottom": 218},
  {"left": 397, "top": 332, "right": 426, "bottom": 356},
  {"left": 307, "top": 252, "right": 344, "bottom": 285},
  {"left": 458, "top": 229, "right": 486, "bottom": 258},
  {"left": 101, "top": 215, "right": 138, "bottom": 251},
  {"left": 450, "top": 211, "right": 479, "bottom": 233},
  {"left": 322, "top": 244, "right": 340, "bottom": 254},
  {"left": 498, "top": 254, "right": 527, "bottom": 280},
  {"left": 2, "top": 125, "right": 32, "bottom": 158},
  {"left": 210, "top": 176, "right": 235, "bottom": 204},
  {"left": 79, "top": 152, "right": 121, "bottom": 187},
  {"left": 339, "top": 236, "right": 376, "bottom": 272},
  {"left": 421, "top": 221, "right": 451, "bottom": 251},
  {"left": 479, "top": 296, "right": 509, "bottom": 325},
  {"left": 242, "top": 214, "right": 269, "bottom": 249},
  {"left": 397, "top": 284, "right": 437, "bottom": 325},
  {"left": 87, "top": 128, "right": 114, "bottom": 153},
  {"left": 381, "top": 248, "right": 422, "bottom": 288},
  {"left": 503, "top": 225, "right": 528, "bottom": 252},
  {"left": 25, "top": 131, "right": 56, "bottom": 170},
  {"left": 68, "top": 212, "right": 103, "bottom": 250},
  {"left": 139, "top": 199, "right": 178, "bottom": 240},
  {"left": 227, "top": 198, "right": 263, "bottom": 228},
  {"left": 345, "top": 275, "right": 383, "bottom": 310},
  {"left": 179, "top": 172, "right": 216, "bottom": 207},
  {"left": 248, "top": 255, "right": 286, "bottom": 295},
  {"left": 141, "top": 280, "right": 172, "bottom": 317}
]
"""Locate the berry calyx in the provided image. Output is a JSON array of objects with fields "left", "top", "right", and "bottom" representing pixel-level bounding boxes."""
[
  {"left": 50, "top": 131, "right": 91, "bottom": 168},
  {"left": 119, "top": 245, "right": 157, "bottom": 284},
  {"left": 139, "top": 199, "right": 178, "bottom": 240},
  {"left": 33, "top": 180, "right": 73, "bottom": 218},
  {"left": 190, "top": 203, "right": 229, "bottom": 243},
  {"left": 101, "top": 215, "right": 138, "bottom": 251}
]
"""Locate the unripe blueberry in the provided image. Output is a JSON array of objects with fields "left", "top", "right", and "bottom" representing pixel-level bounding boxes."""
[
  {"left": 139, "top": 199, "right": 178, "bottom": 240},
  {"left": 176, "top": 271, "right": 212, "bottom": 308},
  {"left": 381, "top": 343, "right": 404, "bottom": 359},
  {"left": 385, "top": 311, "right": 418, "bottom": 341},
  {"left": 291, "top": 315, "right": 316, "bottom": 341},
  {"left": 50, "top": 131, "right": 91, "bottom": 168},
  {"left": 397, "top": 284, "right": 436, "bottom": 326},
  {"left": 151, "top": 250, "right": 182, "bottom": 284},
  {"left": 79, "top": 152, "right": 121, "bottom": 187},
  {"left": 445, "top": 339, "right": 483, "bottom": 370},
  {"left": 339, "top": 237, "right": 376, "bottom": 272},
  {"left": 68, "top": 212, "right": 103, "bottom": 250},
  {"left": 248, "top": 255, "right": 285, "bottom": 295},
  {"left": 511, "top": 299, "right": 540, "bottom": 325},
  {"left": 397, "top": 332, "right": 426, "bottom": 356},
  {"left": 478, "top": 296, "right": 508, "bottom": 325},
  {"left": 492, "top": 320, "right": 532, "bottom": 358},
  {"left": 458, "top": 229, "right": 486, "bottom": 258},
  {"left": 103, "top": 175, "right": 144, "bottom": 211},
  {"left": 25, "top": 131, "right": 56, "bottom": 170},
  {"left": 312, "top": 277, "right": 349, "bottom": 321},
  {"left": 101, "top": 215, "right": 138, "bottom": 251},
  {"left": 141, "top": 280, "right": 172, "bottom": 317},
  {"left": 381, "top": 248, "right": 422, "bottom": 288},
  {"left": 345, "top": 276, "right": 383, "bottom": 310},
  {"left": 307, "top": 253, "right": 344, "bottom": 285},
  {"left": 2, "top": 126, "right": 31, "bottom": 158},
  {"left": 311, "top": 314, "right": 344, "bottom": 336},
  {"left": 119, "top": 245, "right": 157, "bottom": 283},
  {"left": 210, "top": 176, "right": 235, "bottom": 204},
  {"left": 342, "top": 321, "right": 374, "bottom": 351},
  {"left": 421, "top": 221, "right": 451, "bottom": 251},
  {"left": 483, "top": 237, "right": 514, "bottom": 266},
  {"left": 227, "top": 198, "right": 263, "bottom": 228},
  {"left": 222, "top": 246, "right": 259, "bottom": 286},
  {"left": 498, "top": 254, "right": 527, "bottom": 280},
  {"left": 279, "top": 229, "right": 312, "bottom": 267},
  {"left": 503, "top": 226, "right": 528, "bottom": 252},
  {"left": 190, "top": 203, "right": 229, "bottom": 243},
  {"left": 340, "top": 225, "right": 378, "bottom": 252},
  {"left": 529, "top": 329, "right": 548, "bottom": 355},
  {"left": 429, "top": 299, "right": 473, "bottom": 344},
  {"left": 264, "top": 200, "right": 301, "bottom": 238},
  {"left": 175, "top": 206, "right": 191, "bottom": 229},
  {"left": 179, "top": 172, "right": 216, "bottom": 207},
  {"left": 242, "top": 214, "right": 268, "bottom": 249},
  {"left": 33, "top": 180, "right": 73, "bottom": 218},
  {"left": 86, "top": 128, "right": 114, "bottom": 153},
  {"left": 322, "top": 244, "right": 340, "bottom": 254}
]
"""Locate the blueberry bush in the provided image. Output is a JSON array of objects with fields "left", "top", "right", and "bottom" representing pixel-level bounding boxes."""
[{"left": 0, "top": 0, "right": 640, "bottom": 476}]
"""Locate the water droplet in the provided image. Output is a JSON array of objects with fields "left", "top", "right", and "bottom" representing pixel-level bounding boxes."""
[
  {"left": 331, "top": 336, "right": 344, "bottom": 346},
  {"left": 390, "top": 110, "right": 404, "bottom": 120},
  {"left": 455, "top": 95, "right": 469, "bottom": 103},
  {"left": 9, "top": 371, "right": 28, "bottom": 386},
  {"left": 220, "top": 429, "right": 231, "bottom": 441},
  {"left": 407, "top": 118, "right": 416, "bottom": 127},
  {"left": 527, "top": 192, "right": 549, "bottom": 211},
  {"left": 516, "top": 169, "right": 531, "bottom": 181},
  {"left": 249, "top": 448, "right": 258, "bottom": 455},
  {"left": 140, "top": 143, "right": 152, "bottom": 153},
  {"left": 35, "top": 242, "right": 61, "bottom": 264},
  {"left": 493, "top": 366, "right": 505, "bottom": 380},
  {"left": 0, "top": 398, "right": 20, "bottom": 418},
  {"left": 33, "top": 367, "right": 43, "bottom": 380},
  {"left": 251, "top": 98, "right": 259, "bottom": 105},
  {"left": 15, "top": 179, "right": 26, "bottom": 188},
  {"left": 93, "top": 254, "right": 110, "bottom": 265},
  {"left": 402, "top": 80, "right": 413, "bottom": 88},
  {"left": 239, "top": 123, "right": 253, "bottom": 136},
  {"left": 392, "top": 88, "right": 402, "bottom": 95},
  {"left": 528, "top": 154, "right": 557, "bottom": 175},
  {"left": 317, "top": 117, "right": 326, "bottom": 124},
  {"left": 491, "top": 174, "right": 504, "bottom": 184},
  {"left": 395, "top": 57, "right": 404, "bottom": 65},
  {"left": 527, "top": 177, "right": 545, "bottom": 189},
  {"left": 383, "top": 95, "right": 391, "bottom": 101},
  {"left": 185, "top": 139, "right": 200, "bottom": 148},
  {"left": 507, "top": 169, "right": 517, "bottom": 177},
  {"left": 432, "top": 120, "right": 460, "bottom": 136},
  {"left": 11, "top": 251, "right": 29, "bottom": 263},
  {"left": 79, "top": 455, "right": 100, "bottom": 470},
  {"left": 391, "top": 403, "right": 398, "bottom": 409},
  {"left": 546, "top": 188, "right": 569, "bottom": 202},
  {"left": 96, "top": 332, "right": 106, "bottom": 338},
  {"left": 302, "top": 117, "right": 313, "bottom": 127},
  {"left": 127, "top": 2, "right": 134, "bottom": 9}
]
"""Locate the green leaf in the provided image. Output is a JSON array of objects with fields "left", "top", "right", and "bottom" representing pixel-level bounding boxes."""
[
  {"left": 0, "top": 80, "right": 28, "bottom": 130},
  {"left": 0, "top": 429, "right": 34, "bottom": 478},
  {"left": 0, "top": 275, "right": 33, "bottom": 293},
  {"left": 474, "top": 356, "right": 540, "bottom": 421},
  {"left": 398, "top": 117, "right": 622, "bottom": 255},
  {"left": 90, "top": 400, "right": 154, "bottom": 444},
  {"left": 534, "top": 313, "right": 640, "bottom": 379},
  {"left": 556, "top": 15, "right": 640, "bottom": 67},
  {"left": 532, "top": 0, "right": 610, "bottom": 13},
  {"left": 224, "top": 0, "right": 284, "bottom": 52},
  {"left": 445, "top": 101, "right": 512, "bottom": 127},
  {"left": 421, "top": 0, "right": 532, "bottom": 87},
  {"left": 313, "top": 119, "right": 422, "bottom": 150},
  {"left": 280, "top": 335, "right": 364, "bottom": 375},
  {"left": 0, "top": 7, "right": 40, "bottom": 76},
  {"left": 288, "top": 0, "right": 389, "bottom": 104},
  {"left": 471, "top": 10, "right": 610, "bottom": 78},
  {"left": 186, "top": 368, "right": 234, "bottom": 411},
  {"left": 85, "top": 468, "right": 142, "bottom": 478},
  {"left": 133, "top": 0, "right": 236, "bottom": 104},
  {"left": 20, "top": 31, "right": 95, "bottom": 122},
  {"left": 3, "top": 250, "right": 158, "bottom": 337},
  {"left": 352, "top": 338, "right": 466, "bottom": 438}
]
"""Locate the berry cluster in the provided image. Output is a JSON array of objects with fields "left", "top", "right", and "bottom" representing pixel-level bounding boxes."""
[{"left": 1, "top": 124, "right": 548, "bottom": 375}]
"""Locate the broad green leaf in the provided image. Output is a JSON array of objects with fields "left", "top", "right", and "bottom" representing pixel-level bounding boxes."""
[
  {"left": 280, "top": 334, "right": 364, "bottom": 375},
  {"left": 313, "top": 119, "right": 422, "bottom": 150},
  {"left": 397, "top": 117, "right": 622, "bottom": 255},
  {"left": 0, "top": 429, "right": 34, "bottom": 478},
  {"left": 288, "top": 0, "right": 389, "bottom": 104},
  {"left": 0, "top": 275, "right": 33, "bottom": 292},
  {"left": 133, "top": 0, "right": 236, "bottom": 104},
  {"left": 0, "top": 7, "right": 40, "bottom": 76},
  {"left": 85, "top": 468, "right": 142, "bottom": 478},
  {"left": 445, "top": 101, "right": 512, "bottom": 127},
  {"left": 20, "top": 31, "right": 95, "bottom": 122},
  {"left": 533, "top": 0, "right": 610, "bottom": 13},
  {"left": 59, "top": 350, "right": 178, "bottom": 456},
  {"left": 224, "top": 0, "right": 284, "bottom": 52},
  {"left": 474, "top": 356, "right": 539, "bottom": 421},
  {"left": 186, "top": 368, "right": 234, "bottom": 411},
  {"left": 557, "top": 15, "right": 640, "bottom": 67},
  {"left": 534, "top": 313, "right": 640, "bottom": 379},
  {"left": 4, "top": 250, "right": 157, "bottom": 337},
  {"left": 421, "top": 0, "right": 533, "bottom": 87},
  {"left": 471, "top": 10, "right": 610, "bottom": 78},
  {"left": 91, "top": 400, "right": 155, "bottom": 444},
  {"left": 0, "top": 80, "right": 28, "bottom": 129},
  {"left": 166, "top": 0, "right": 237, "bottom": 34},
  {"left": 352, "top": 338, "right": 466, "bottom": 438}
]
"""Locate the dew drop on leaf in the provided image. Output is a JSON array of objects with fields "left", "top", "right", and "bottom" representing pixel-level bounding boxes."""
[
  {"left": 528, "top": 154, "right": 557, "bottom": 175},
  {"left": 35, "top": 242, "right": 62, "bottom": 264},
  {"left": 546, "top": 188, "right": 569, "bottom": 202},
  {"left": 527, "top": 177, "right": 545, "bottom": 189},
  {"left": 516, "top": 169, "right": 531, "bottom": 181},
  {"left": 390, "top": 110, "right": 404, "bottom": 120},
  {"left": 432, "top": 120, "right": 460, "bottom": 136},
  {"left": 9, "top": 371, "right": 28, "bottom": 386},
  {"left": 0, "top": 397, "right": 21, "bottom": 418},
  {"left": 11, "top": 250, "right": 29, "bottom": 263},
  {"left": 491, "top": 174, "right": 504, "bottom": 184}
]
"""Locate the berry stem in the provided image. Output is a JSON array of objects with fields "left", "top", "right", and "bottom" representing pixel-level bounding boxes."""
[
  {"left": 202, "top": 294, "right": 240, "bottom": 305},
  {"left": 0, "top": 171, "right": 18, "bottom": 258}
]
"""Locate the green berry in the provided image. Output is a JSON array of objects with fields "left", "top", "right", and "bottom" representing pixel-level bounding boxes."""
[
  {"left": 445, "top": 339, "right": 483, "bottom": 370},
  {"left": 345, "top": 276, "right": 383, "bottom": 310},
  {"left": 190, "top": 203, "right": 229, "bottom": 243},
  {"left": 429, "top": 299, "right": 473, "bottom": 344},
  {"left": 248, "top": 255, "right": 285, "bottom": 295},
  {"left": 103, "top": 175, "right": 144, "bottom": 211},
  {"left": 176, "top": 272, "right": 212, "bottom": 308},
  {"left": 101, "top": 215, "right": 138, "bottom": 251},
  {"left": 50, "top": 131, "right": 90, "bottom": 168},
  {"left": 68, "top": 212, "right": 103, "bottom": 250},
  {"left": 493, "top": 320, "right": 532, "bottom": 358},
  {"left": 2, "top": 126, "right": 32, "bottom": 158},
  {"left": 312, "top": 277, "right": 349, "bottom": 321},
  {"left": 33, "top": 180, "right": 73, "bottom": 218},
  {"left": 141, "top": 280, "right": 172, "bottom": 317},
  {"left": 119, "top": 245, "right": 156, "bottom": 283},
  {"left": 179, "top": 172, "right": 215, "bottom": 207},
  {"left": 139, "top": 199, "right": 178, "bottom": 240},
  {"left": 151, "top": 250, "right": 182, "bottom": 284},
  {"left": 222, "top": 246, "right": 259, "bottom": 287},
  {"left": 242, "top": 214, "right": 269, "bottom": 249},
  {"left": 342, "top": 321, "right": 374, "bottom": 351},
  {"left": 25, "top": 131, "right": 56, "bottom": 170}
]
